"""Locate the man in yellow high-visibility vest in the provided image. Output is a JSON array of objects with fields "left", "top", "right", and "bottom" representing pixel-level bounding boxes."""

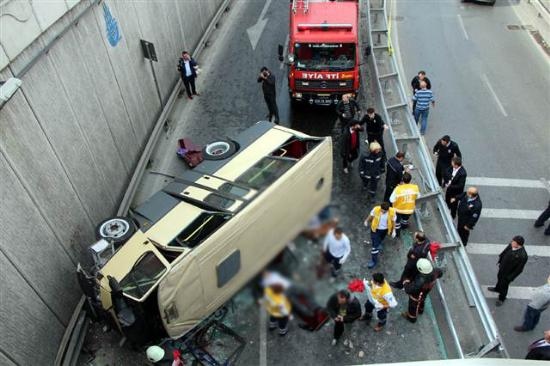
[
  {"left": 364, "top": 202, "right": 397, "bottom": 269},
  {"left": 390, "top": 172, "right": 420, "bottom": 237}
]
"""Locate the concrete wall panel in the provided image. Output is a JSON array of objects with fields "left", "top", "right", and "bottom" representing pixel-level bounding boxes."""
[
  {"left": 0, "top": 352, "right": 17, "bottom": 366},
  {"left": 73, "top": 12, "right": 140, "bottom": 171},
  {"left": 91, "top": 2, "right": 149, "bottom": 145},
  {"left": 32, "top": 0, "right": 70, "bottom": 30},
  {"left": 0, "top": 154, "right": 79, "bottom": 322},
  {"left": 0, "top": 88, "right": 94, "bottom": 258},
  {"left": 0, "top": 1, "right": 42, "bottom": 59},
  {"left": 0, "top": 253, "right": 65, "bottom": 366},
  {"left": 49, "top": 29, "right": 127, "bottom": 204},
  {"left": 176, "top": 1, "right": 204, "bottom": 57},
  {"left": 21, "top": 55, "right": 113, "bottom": 224}
]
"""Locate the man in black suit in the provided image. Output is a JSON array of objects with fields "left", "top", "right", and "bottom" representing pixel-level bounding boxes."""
[
  {"left": 444, "top": 156, "right": 467, "bottom": 218},
  {"left": 488, "top": 235, "right": 528, "bottom": 306},
  {"left": 384, "top": 151, "right": 406, "bottom": 202},
  {"left": 177, "top": 51, "right": 199, "bottom": 99},
  {"left": 452, "top": 187, "right": 482, "bottom": 246},
  {"left": 433, "top": 135, "right": 461, "bottom": 187},
  {"left": 526, "top": 330, "right": 550, "bottom": 360},
  {"left": 257, "top": 67, "right": 279, "bottom": 124}
]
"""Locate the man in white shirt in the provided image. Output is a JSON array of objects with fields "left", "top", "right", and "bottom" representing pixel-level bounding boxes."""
[
  {"left": 323, "top": 227, "right": 351, "bottom": 277},
  {"left": 177, "top": 51, "right": 199, "bottom": 99}
]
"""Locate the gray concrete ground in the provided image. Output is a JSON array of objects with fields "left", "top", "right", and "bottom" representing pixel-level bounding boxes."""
[{"left": 393, "top": 0, "right": 550, "bottom": 359}]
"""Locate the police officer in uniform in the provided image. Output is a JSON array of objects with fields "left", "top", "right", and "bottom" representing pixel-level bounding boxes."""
[
  {"left": 452, "top": 187, "right": 482, "bottom": 246},
  {"left": 433, "top": 135, "right": 461, "bottom": 187},
  {"left": 383, "top": 151, "right": 406, "bottom": 202}
]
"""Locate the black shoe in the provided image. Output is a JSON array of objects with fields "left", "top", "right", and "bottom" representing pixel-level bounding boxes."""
[
  {"left": 534, "top": 221, "right": 544, "bottom": 228},
  {"left": 487, "top": 287, "right": 498, "bottom": 293},
  {"left": 495, "top": 299, "right": 504, "bottom": 307},
  {"left": 390, "top": 281, "right": 402, "bottom": 289}
]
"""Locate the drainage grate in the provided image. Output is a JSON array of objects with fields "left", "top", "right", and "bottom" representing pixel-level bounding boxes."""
[{"left": 507, "top": 24, "right": 535, "bottom": 31}]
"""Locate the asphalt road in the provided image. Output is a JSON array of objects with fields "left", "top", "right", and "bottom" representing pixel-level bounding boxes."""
[{"left": 394, "top": 0, "right": 550, "bottom": 359}]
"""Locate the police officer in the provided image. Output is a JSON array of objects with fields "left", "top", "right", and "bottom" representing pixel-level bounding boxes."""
[
  {"left": 383, "top": 151, "right": 406, "bottom": 202},
  {"left": 433, "top": 135, "right": 461, "bottom": 187},
  {"left": 452, "top": 187, "right": 482, "bottom": 246}
]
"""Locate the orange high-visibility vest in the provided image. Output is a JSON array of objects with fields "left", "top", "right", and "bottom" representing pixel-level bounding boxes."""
[{"left": 392, "top": 184, "right": 420, "bottom": 214}]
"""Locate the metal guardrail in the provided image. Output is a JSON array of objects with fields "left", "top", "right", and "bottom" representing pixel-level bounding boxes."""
[{"left": 365, "top": 0, "right": 509, "bottom": 358}]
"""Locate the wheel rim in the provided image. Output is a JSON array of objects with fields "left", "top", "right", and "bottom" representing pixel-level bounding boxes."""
[
  {"left": 99, "top": 219, "right": 130, "bottom": 239},
  {"left": 205, "top": 141, "right": 230, "bottom": 156}
]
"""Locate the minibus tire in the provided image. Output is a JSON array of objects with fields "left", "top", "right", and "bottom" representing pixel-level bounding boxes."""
[
  {"left": 95, "top": 216, "right": 136, "bottom": 244},
  {"left": 203, "top": 139, "right": 238, "bottom": 160}
]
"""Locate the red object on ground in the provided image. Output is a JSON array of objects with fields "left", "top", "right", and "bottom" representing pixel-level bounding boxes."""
[{"left": 348, "top": 278, "right": 365, "bottom": 293}]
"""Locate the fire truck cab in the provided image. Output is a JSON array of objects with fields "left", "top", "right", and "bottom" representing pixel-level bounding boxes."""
[{"left": 283, "top": 0, "right": 361, "bottom": 106}]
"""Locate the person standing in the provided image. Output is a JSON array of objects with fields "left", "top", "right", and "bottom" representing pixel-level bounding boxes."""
[
  {"left": 336, "top": 93, "right": 361, "bottom": 131},
  {"left": 263, "top": 281, "right": 292, "bottom": 336},
  {"left": 257, "top": 67, "right": 279, "bottom": 124},
  {"left": 534, "top": 200, "right": 550, "bottom": 236},
  {"left": 526, "top": 330, "right": 550, "bottom": 360},
  {"left": 322, "top": 227, "right": 351, "bottom": 277},
  {"left": 359, "top": 142, "right": 384, "bottom": 200},
  {"left": 362, "top": 273, "right": 398, "bottom": 331},
  {"left": 383, "top": 151, "right": 406, "bottom": 202},
  {"left": 390, "top": 231, "right": 431, "bottom": 289},
  {"left": 433, "top": 135, "right": 462, "bottom": 187},
  {"left": 364, "top": 202, "right": 397, "bottom": 269},
  {"left": 326, "top": 290, "right": 362, "bottom": 346},
  {"left": 390, "top": 172, "right": 420, "bottom": 236},
  {"left": 412, "top": 80, "right": 435, "bottom": 135},
  {"left": 361, "top": 108, "right": 388, "bottom": 166},
  {"left": 515, "top": 275, "right": 550, "bottom": 332},
  {"left": 444, "top": 157, "right": 467, "bottom": 219},
  {"left": 452, "top": 187, "right": 482, "bottom": 246},
  {"left": 341, "top": 122, "right": 363, "bottom": 174},
  {"left": 177, "top": 51, "right": 199, "bottom": 100},
  {"left": 488, "top": 236, "right": 528, "bottom": 306},
  {"left": 402, "top": 258, "right": 443, "bottom": 323},
  {"left": 411, "top": 70, "right": 432, "bottom": 112}
]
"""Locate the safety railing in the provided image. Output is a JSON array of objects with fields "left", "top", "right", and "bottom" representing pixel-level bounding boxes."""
[{"left": 365, "top": 0, "right": 508, "bottom": 359}]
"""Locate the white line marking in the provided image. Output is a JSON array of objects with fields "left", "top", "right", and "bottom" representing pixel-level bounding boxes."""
[
  {"left": 467, "top": 243, "right": 550, "bottom": 257},
  {"left": 482, "top": 208, "right": 541, "bottom": 220},
  {"left": 482, "top": 285, "right": 537, "bottom": 300},
  {"left": 482, "top": 73, "right": 508, "bottom": 117},
  {"left": 259, "top": 308, "right": 267, "bottom": 366},
  {"left": 280, "top": 33, "right": 289, "bottom": 70},
  {"left": 467, "top": 177, "right": 548, "bottom": 189},
  {"left": 457, "top": 14, "right": 469, "bottom": 40}
]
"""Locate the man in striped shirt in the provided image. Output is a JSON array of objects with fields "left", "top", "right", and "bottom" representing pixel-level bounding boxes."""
[{"left": 412, "top": 80, "right": 435, "bottom": 135}]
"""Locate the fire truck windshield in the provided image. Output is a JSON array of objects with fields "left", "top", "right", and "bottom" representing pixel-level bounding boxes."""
[{"left": 294, "top": 43, "right": 355, "bottom": 71}]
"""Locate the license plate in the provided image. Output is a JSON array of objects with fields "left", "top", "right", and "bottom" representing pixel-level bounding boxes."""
[{"left": 314, "top": 99, "right": 333, "bottom": 105}]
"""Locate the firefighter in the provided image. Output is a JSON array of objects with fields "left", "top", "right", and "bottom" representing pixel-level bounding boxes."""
[
  {"left": 359, "top": 142, "right": 384, "bottom": 200},
  {"left": 390, "top": 231, "right": 431, "bottom": 289},
  {"left": 383, "top": 151, "right": 406, "bottom": 202},
  {"left": 389, "top": 172, "right": 420, "bottom": 237},
  {"left": 433, "top": 135, "right": 462, "bottom": 187},
  {"left": 402, "top": 258, "right": 442, "bottom": 323},
  {"left": 364, "top": 202, "right": 397, "bottom": 269},
  {"left": 146, "top": 345, "right": 184, "bottom": 365}
]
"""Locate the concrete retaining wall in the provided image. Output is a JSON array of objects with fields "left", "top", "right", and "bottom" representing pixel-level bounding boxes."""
[{"left": 0, "top": 0, "right": 224, "bottom": 364}]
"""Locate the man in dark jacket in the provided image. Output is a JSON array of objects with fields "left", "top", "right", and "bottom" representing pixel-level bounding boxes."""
[
  {"left": 257, "top": 67, "right": 279, "bottom": 124},
  {"left": 341, "top": 122, "right": 362, "bottom": 174},
  {"left": 361, "top": 108, "right": 388, "bottom": 167},
  {"left": 402, "top": 258, "right": 442, "bottom": 323},
  {"left": 452, "top": 187, "right": 482, "bottom": 246},
  {"left": 383, "top": 151, "right": 406, "bottom": 202},
  {"left": 390, "top": 231, "right": 431, "bottom": 289},
  {"left": 534, "top": 200, "right": 550, "bottom": 236},
  {"left": 488, "top": 235, "right": 528, "bottom": 306},
  {"left": 359, "top": 142, "right": 384, "bottom": 200},
  {"left": 411, "top": 70, "right": 431, "bottom": 112},
  {"left": 177, "top": 51, "right": 199, "bottom": 99},
  {"left": 526, "top": 330, "right": 550, "bottom": 360},
  {"left": 336, "top": 93, "right": 361, "bottom": 132},
  {"left": 444, "top": 156, "right": 467, "bottom": 218},
  {"left": 326, "top": 290, "right": 362, "bottom": 346},
  {"left": 433, "top": 135, "right": 461, "bottom": 187}
]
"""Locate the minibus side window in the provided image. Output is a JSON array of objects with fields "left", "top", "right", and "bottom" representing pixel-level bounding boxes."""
[
  {"left": 236, "top": 157, "right": 295, "bottom": 190},
  {"left": 171, "top": 212, "right": 230, "bottom": 248},
  {"left": 119, "top": 252, "right": 167, "bottom": 299},
  {"left": 218, "top": 183, "right": 250, "bottom": 198}
]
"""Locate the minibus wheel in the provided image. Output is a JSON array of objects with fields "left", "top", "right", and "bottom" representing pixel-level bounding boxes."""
[
  {"left": 203, "top": 139, "right": 238, "bottom": 160},
  {"left": 95, "top": 216, "right": 136, "bottom": 245}
]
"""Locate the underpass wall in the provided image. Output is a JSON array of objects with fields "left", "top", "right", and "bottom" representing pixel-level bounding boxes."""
[{"left": 0, "top": 1, "right": 224, "bottom": 364}]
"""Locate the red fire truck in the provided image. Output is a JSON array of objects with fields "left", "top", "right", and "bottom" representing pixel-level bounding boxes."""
[{"left": 281, "top": 0, "right": 361, "bottom": 106}]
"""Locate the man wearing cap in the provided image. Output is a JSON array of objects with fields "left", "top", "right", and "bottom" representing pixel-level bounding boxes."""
[
  {"left": 364, "top": 202, "right": 397, "bottom": 269},
  {"left": 488, "top": 236, "right": 528, "bottom": 306},
  {"left": 515, "top": 275, "right": 550, "bottom": 332},
  {"left": 402, "top": 258, "right": 442, "bottom": 323},
  {"left": 146, "top": 344, "right": 183, "bottom": 365},
  {"left": 390, "top": 231, "right": 431, "bottom": 289}
]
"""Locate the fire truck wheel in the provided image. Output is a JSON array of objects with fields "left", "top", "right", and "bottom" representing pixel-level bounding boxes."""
[
  {"left": 202, "top": 139, "right": 238, "bottom": 160},
  {"left": 95, "top": 216, "right": 136, "bottom": 244}
]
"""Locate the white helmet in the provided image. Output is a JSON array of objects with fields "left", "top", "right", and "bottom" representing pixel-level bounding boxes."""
[
  {"left": 416, "top": 258, "right": 433, "bottom": 274},
  {"left": 146, "top": 346, "right": 165, "bottom": 363}
]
